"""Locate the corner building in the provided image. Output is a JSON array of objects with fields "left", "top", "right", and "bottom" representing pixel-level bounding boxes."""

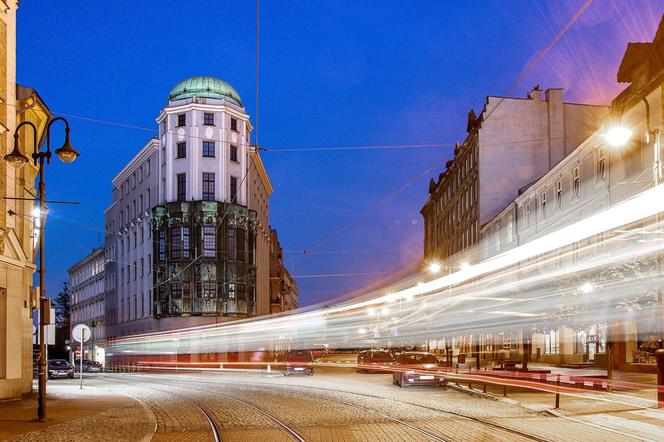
[{"left": 105, "top": 76, "right": 272, "bottom": 340}]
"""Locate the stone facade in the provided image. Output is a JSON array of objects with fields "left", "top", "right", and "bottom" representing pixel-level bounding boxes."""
[
  {"left": 104, "top": 77, "right": 273, "bottom": 343},
  {"left": 269, "top": 227, "right": 298, "bottom": 314},
  {"left": 0, "top": 2, "right": 53, "bottom": 400},
  {"left": 68, "top": 247, "right": 106, "bottom": 362},
  {"left": 421, "top": 88, "right": 608, "bottom": 264}
]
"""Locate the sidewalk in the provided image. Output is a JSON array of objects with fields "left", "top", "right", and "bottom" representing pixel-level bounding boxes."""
[
  {"left": 450, "top": 363, "right": 664, "bottom": 442},
  {"left": 0, "top": 380, "right": 151, "bottom": 442}
]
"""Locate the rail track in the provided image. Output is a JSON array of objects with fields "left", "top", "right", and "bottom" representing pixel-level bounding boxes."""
[{"left": 106, "top": 373, "right": 549, "bottom": 441}]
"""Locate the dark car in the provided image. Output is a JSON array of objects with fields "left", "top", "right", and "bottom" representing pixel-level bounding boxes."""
[
  {"left": 75, "top": 359, "right": 103, "bottom": 373},
  {"left": 357, "top": 349, "right": 395, "bottom": 373},
  {"left": 48, "top": 359, "right": 74, "bottom": 379},
  {"left": 392, "top": 352, "right": 446, "bottom": 388},
  {"left": 285, "top": 350, "right": 314, "bottom": 375}
]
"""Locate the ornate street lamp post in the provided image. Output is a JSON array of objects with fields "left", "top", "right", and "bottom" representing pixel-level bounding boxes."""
[{"left": 5, "top": 116, "right": 79, "bottom": 421}]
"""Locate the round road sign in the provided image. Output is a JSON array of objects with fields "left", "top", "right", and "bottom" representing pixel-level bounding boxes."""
[{"left": 72, "top": 324, "right": 91, "bottom": 343}]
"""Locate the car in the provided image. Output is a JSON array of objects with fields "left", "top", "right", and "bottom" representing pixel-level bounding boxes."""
[
  {"left": 310, "top": 344, "right": 329, "bottom": 359},
  {"left": 284, "top": 350, "right": 314, "bottom": 375},
  {"left": 47, "top": 359, "right": 74, "bottom": 379},
  {"left": 392, "top": 352, "right": 446, "bottom": 388},
  {"left": 75, "top": 359, "right": 103, "bottom": 373},
  {"left": 357, "top": 349, "right": 395, "bottom": 373}
]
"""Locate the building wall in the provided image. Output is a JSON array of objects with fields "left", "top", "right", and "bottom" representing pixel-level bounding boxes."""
[
  {"left": 422, "top": 88, "right": 607, "bottom": 265},
  {"left": 0, "top": 2, "right": 41, "bottom": 400},
  {"left": 104, "top": 84, "right": 274, "bottom": 340},
  {"left": 268, "top": 227, "right": 298, "bottom": 314},
  {"left": 68, "top": 248, "right": 106, "bottom": 362},
  {"left": 105, "top": 139, "right": 158, "bottom": 338}
]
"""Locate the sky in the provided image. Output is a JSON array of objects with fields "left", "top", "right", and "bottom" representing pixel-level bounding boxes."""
[{"left": 16, "top": 0, "right": 664, "bottom": 306}]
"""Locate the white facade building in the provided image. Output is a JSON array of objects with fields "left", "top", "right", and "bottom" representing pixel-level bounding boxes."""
[
  {"left": 68, "top": 247, "right": 106, "bottom": 362},
  {"left": 104, "top": 76, "right": 272, "bottom": 343}
]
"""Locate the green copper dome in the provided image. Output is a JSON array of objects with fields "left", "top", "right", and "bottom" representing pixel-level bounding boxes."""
[{"left": 169, "top": 76, "right": 243, "bottom": 107}]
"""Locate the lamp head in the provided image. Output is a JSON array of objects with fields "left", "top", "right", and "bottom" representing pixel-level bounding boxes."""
[
  {"left": 605, "top": 126, "right": 633, "bottom": 148},
  {"left": 427, "top": 262, "right": 442, "bottom": 274},
  {"left": 4, "top": 135, "right": 29, "bottom": 166},
  {"left": 54, "top": 128, "right": 79, "bottom": 163}
]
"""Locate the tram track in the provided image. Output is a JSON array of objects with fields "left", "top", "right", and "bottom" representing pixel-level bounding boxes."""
[{"left": 107, "top": 373, "right": 547, "bottom": 441}]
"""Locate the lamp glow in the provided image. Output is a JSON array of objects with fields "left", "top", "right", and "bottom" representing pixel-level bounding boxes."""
[
  {"left": 428, "top": 262, "right": 442, "bottom": 274},
  {"left": 605, "top": 126, "right": 633, "bottom": 148}
]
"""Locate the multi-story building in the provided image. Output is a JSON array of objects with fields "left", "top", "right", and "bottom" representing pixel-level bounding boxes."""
[
  {"left": 421, "top": 87, "right": 608, "bottom": 264},
  {"left": 269, "top": 227, "right": 298, "bottom": 314},
  {"left": 464, "top": 17, "right": 664, "bottom": 373},
  {"left": 0, "top": 2, "right": 54, "bottom": 399},
  {"left": 104, "top": 76, "right": 273, "bottom": 341},
  {"left": 68, "top": 248, "right": 106, "bottom": 362}
]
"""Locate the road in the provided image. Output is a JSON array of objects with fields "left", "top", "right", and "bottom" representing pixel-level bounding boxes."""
[{"left": 38, "top": 365, "right": 646, "bottom": 442}]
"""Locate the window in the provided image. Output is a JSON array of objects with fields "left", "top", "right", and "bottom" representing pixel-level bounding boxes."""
[
  {"left": 596, "top": 148, "right": 606, "bottom": 181},
  {"left": 572, "top": 167, "right": 580, "bottom": 198},
  {"left": 202, "top": 173, "right": 215, "bottom": 201},
  {"left": 140, "top": 258, "right": 144, "bottom": 276},
  {"left": 177, "top": 173, "right": 186, "bottom": 201},
  {"left": 133, "top": 261, "right": 137, "bottom": 280},
  {"left": 171, "top": 228, "right": 182, "bottom": 260},
  {"left": 202, "top": 281, "right": 216, "bottom": 298},
  {"left": 230, "top": 176, "right": 238, "bottom": 201},
  {"left": 159, "top": 231, "right": 166, "bottom": 261},
  {"left": 182, "top": 227, "right": 190, "bottom": 259},
  {"left": 545, "top": 330, "right": 559, "bottom": 354},
  {"left": 230, "top": 117, "right": 238, "bottom": 131},
  {"left": 230, "top": 145, "right": 238, "bottom": 162},
  {"left": 556, "top": 180, "right": 562, "bottom": 209},
  {"left": 204, "top": 112, "right": 214, "bottom": 125},
  {"left": 525, "top": 201, "right": 530, "bottom": 227},
  {"left": 176, "top": 142, "right": 186, "bottom": 159},
  {"left": 177, "top": 113, "right": 186, "bottom": 127},
  {"left": 228, "top": 228, "right": 236, "bottom": 260},
  {"left": 145, "top": 159, "right": 151, "bottom": 176},
  {"left": 202, "top": 226, "right": 216, "bottom": 258},
  {"left": 541, "top": 192, "right": 547, "bottom": 217},
  {"left": 202, "top": 141, "right": 215, "bottom": 157},
  {"left": 147, "top": 254, "right": 152, "bottom": 273}
]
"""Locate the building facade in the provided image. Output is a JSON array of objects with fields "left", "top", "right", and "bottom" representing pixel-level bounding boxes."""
[
  {"left": 421, "top": 87, "right": 608, "bottom": 264},
  {"left": 68, "top": 248, "right": 106, "bottom": 363},
  {"left": 468, "top": 17, "right": 664, "bottom": 372},
  {"left": 269, "top": 227, "right": 298, "bottom": 314},
  {"left": 0, "top": 2, "right": 54, "bottom": 400},
  {"left": 104, "top": 76, "right": 273, "bottom": 342}
]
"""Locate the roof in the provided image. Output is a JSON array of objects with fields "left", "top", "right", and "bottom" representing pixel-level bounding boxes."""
[{"left": 169, "top": 76, "right": 243, "bottom": 107}]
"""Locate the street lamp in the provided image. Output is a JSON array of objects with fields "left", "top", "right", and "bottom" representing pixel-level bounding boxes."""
[
  {"left": 427, "top": 261, "right": 442, "bottom": 274},
  {"left": 5, "top": 117, "right": 79, "bottom": 421},
  {"left": 605, "top": 95, "right": 661, "bottom": 185}
]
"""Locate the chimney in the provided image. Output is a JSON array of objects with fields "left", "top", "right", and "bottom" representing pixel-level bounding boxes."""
[{"left": 528, "top": 84, "right": 542, "bottom": 101}]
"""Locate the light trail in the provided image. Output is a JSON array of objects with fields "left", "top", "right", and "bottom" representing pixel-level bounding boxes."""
[{"left": 108, "top": 184, "right": 664, "bottom": 362}]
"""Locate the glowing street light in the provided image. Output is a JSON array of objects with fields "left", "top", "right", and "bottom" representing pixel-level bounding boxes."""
[
  {"left": 367, "top": 307, "right": 376, "bottom": 316},
  {"left": 428, "top": 261, "right": 442, "bottom": 274},
  {"left": 358, "top": 328, "right": 367, "bottom": 335},
  {"left": 605, "top": 126, "right": 633, "bottom": 148},
  {"left": 381, "top": 306, "right": 390, "bottom": 315},
  {"left": 459, "top": 261, "right": 470, "bottom": 271},
  {"left": 580, "top": 282, "right": 594, "bottom": 294}
]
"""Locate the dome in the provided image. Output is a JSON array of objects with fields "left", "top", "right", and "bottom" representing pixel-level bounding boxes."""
[{"left": 168, "top": 76, "right": 243, "bottom": 107}]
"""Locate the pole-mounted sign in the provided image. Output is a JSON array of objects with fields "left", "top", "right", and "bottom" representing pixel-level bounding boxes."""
[{"left": 72, "top": 324, "right": 91, "bottom": 389}]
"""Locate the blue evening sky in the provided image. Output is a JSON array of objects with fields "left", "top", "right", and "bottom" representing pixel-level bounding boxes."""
[{"left": 16, "top": 1, "right": 663, "bottom": 306}]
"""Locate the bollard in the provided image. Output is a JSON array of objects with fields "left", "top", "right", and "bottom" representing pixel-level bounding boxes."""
[
  {"left": 469, "top": 382, "right": 472, "bottom": 390},
  {"left": 267, "top": 364, "right": 272, "bottom": 374},
  {"left": 555, "top": 374, "right": 561, "bottom": 409},
  {"left": 483, "top": 383, "right": 487, "bottom": 393},
  {"left": 655, "top": 349, "right": 664, "bottom": 408},
  {"left": 503, "top": 385, "right": 507, "bottom": 397}
]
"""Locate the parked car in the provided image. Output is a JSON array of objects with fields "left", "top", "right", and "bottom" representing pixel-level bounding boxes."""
[
  {"left": 392, "top": 352, "right": 446, "bottom": 388},
  {"left": 285, "top": 350, "right": 314, "bottom": 375},
  {"left": 310, "top": 344, "right": 329, "bottom": 359},
  {"left": 75, "top": 359, "right": 103, "bottom": 373},
  {"left": 47, "top": 359, "right": 74, "bottom": 379},
  {"left": 357, "top": 349, "right": 395, "bottom": 373}
]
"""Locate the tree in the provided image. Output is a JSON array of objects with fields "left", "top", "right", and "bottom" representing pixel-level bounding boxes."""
[{"left": 51, "top": 282, "right": 71, "bottom": 358}]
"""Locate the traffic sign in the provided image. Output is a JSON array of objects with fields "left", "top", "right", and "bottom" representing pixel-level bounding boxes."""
[{"left": 72, "top": 324, "right": 91, "bottom": 343}]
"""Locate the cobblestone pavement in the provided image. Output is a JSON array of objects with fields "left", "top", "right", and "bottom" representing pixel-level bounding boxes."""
[{"left": 4, "top": 368, "right": 662, "bottom": 441}]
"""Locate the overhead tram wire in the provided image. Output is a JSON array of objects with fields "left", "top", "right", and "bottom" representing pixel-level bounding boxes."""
[{"left": 292, "top": 0, "right": 597, "bottom": 263}]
